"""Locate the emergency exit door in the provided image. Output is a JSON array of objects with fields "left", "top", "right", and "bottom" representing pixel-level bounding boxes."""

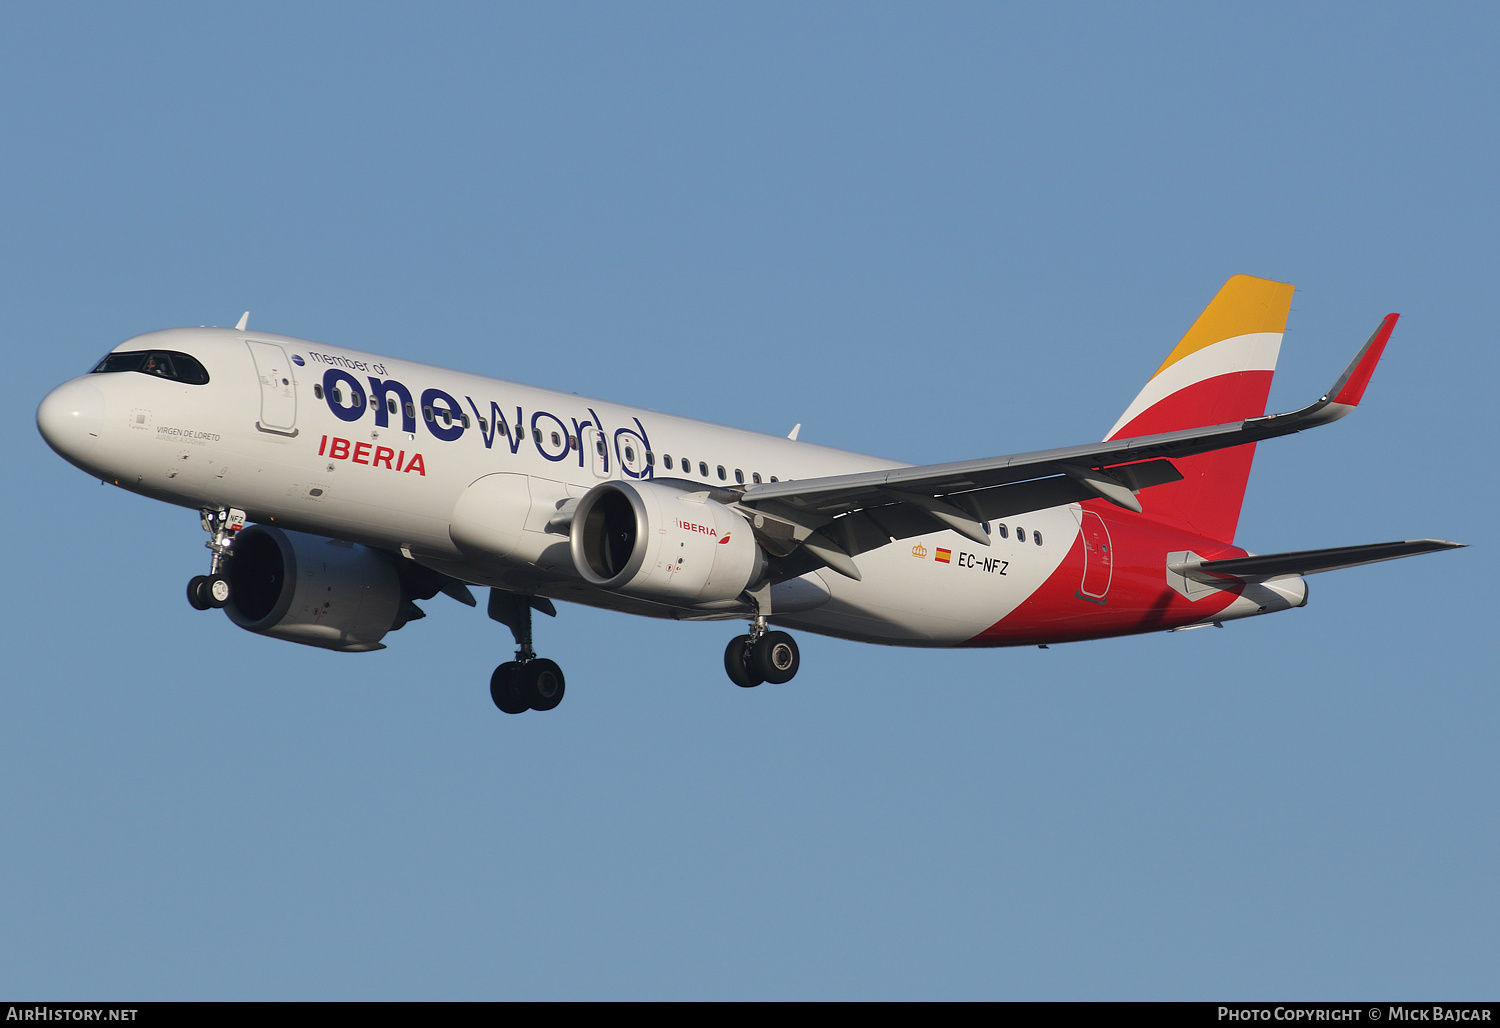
[{"left": 585, "top": 428, "right": 611, "bottom": 478}]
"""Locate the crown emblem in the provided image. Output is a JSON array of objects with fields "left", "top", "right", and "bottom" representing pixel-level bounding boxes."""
[{"left": 911, "top": 544, "right": 928, "bottom": 558}]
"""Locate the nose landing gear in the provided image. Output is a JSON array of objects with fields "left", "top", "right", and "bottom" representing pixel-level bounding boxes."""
[
  {"left": 187, "top": 507, "right": 245, "bottom": 610},
  {"left": 487, "top": 589, "right": 567, "bottom": 714}
]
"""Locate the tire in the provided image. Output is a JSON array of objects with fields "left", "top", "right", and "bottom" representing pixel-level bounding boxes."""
[
  {"left": 206, "top": 574, "right": 231, "bottom": 609},
  {"left": 490, "top": 662, "right": 529, "bottom": 714},
  {"left": 524, "top": 659, "right": 565, "bottom": 711},
  {"left": 724, "top": 635, "right": 764, "bottom": 688},
  {"left": 751, "top": 631, "right": 799, "bottom": 684},
  {"left": 187, "top": 575, "right": 212, "bottom": 611}
]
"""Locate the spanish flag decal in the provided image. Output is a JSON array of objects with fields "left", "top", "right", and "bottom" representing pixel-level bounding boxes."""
[{"left": 935, "top": 548, "right": 951, "bottom": 563}]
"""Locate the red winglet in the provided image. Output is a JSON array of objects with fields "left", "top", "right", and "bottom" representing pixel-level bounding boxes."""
[{"left": 1331, "top": 313, "right": 1399, "bottom": 406}]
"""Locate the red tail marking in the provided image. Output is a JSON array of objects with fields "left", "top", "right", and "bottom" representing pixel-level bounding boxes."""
[
  {"left": 1112, "top": 371, "right": 1274, "bottom": 542},
  {"left": 965, "top": 512, "right": 1246, "bottom": 647}
]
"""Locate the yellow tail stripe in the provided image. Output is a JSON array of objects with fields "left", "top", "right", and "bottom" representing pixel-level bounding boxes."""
[{"left": 1152, "top": 275, "right": 1295, "bottom": 378}]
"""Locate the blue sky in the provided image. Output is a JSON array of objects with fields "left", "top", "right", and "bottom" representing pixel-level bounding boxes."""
[{"left": 2, "top": 3, "right": 1495, "bottom": 999}]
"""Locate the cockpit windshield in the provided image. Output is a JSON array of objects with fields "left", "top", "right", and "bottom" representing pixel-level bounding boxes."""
[{"left": 91, "top": 350, "right": 210, "bottom": 385}]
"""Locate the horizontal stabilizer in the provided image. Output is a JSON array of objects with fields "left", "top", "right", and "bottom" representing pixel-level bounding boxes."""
[{"left": 1190, "top": 539, "right": 1464, "bottom": 580}]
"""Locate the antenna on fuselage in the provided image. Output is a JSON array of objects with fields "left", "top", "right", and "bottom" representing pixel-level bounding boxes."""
[
  {"left": 787, "top": 423, "right": 801, "bottom": 441},
  {"left": 235, "top": 312, "right": 249, "bottom": 331}
]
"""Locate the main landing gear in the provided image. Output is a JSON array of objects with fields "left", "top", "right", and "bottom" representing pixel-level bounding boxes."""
[
  {"left": 187, "top": 507, "right": 245, "bottom": 611},
  {"left": 487, "top": 589, "right": 566, "bottom": 714},
  {"left": 724, "top": 615, "right": 801, "bottom": 689}
]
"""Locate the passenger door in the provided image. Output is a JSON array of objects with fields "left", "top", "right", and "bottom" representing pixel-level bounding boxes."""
[
  {"left": 246, "top": 340, "right": 298, "bottom": 435},
  {"left": 1076, "top": 508, "right": 1113, "bottom": 603}
]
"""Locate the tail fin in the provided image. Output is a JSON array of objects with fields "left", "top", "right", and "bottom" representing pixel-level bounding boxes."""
[{"left": 1105, "top": 275, "right": 1295, "bottom": 543}]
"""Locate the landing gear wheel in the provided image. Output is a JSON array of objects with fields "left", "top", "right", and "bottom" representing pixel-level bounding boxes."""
[
  {"left": 187, "top": 575, "right": 212, "bottom": 611},
  {"left": 490, "top": 662, "right": 529, "bottom": 714},
  {"left": 751, "top": 631, "right": 799, "bottom": 684},
  {"left": 724, "top": 635, "right": 764, "bottom": 688},
  {"left": 523, "top": 659, "right": 565, "bottom": 711},
  {"left": 206, "top": 574, "right": 231, "bottom": 609},
  {"left": 195, "top": 507, "right": 244, "bottom": 609}
]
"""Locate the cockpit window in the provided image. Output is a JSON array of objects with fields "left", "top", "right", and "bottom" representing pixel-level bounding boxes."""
[{"left": 91, "top": 350, "right": 210, "bottom": 385}]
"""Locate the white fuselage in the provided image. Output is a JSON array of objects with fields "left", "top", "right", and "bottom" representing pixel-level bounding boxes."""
[{"left": 42, "top": 328, "right": 1079, "bottom": 646}]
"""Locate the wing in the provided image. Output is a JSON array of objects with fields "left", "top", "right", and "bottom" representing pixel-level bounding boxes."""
[{"left": 732, "top": 314, "right": 1400, "bottom": 581}]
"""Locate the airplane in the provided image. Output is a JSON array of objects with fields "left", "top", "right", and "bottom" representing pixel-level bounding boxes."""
[{"left": 36, "top": 275, "right": 1463, "bottom": 714}]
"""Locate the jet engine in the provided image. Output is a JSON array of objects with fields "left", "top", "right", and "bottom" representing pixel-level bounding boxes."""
[
  {"left": 224, "top": 525, "right": 417, "bottom": 652},
  {"left": 570, "top": 481, "right": 764, "bottom": 606}
]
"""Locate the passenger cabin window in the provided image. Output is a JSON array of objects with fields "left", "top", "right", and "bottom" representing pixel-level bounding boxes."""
[
  {"left": 664, "top": 455, "right": 674, "bottom": 470},
  {"left": 735, "top": 469, "right": 744, "bottom": 484},
  {"left": 996, "top": 524, "right": 1008, "bottom": 539},
  {"left": 717, "top": 465, "right": 726, "bottom": 481},
  {"left": 752, "top": 472, "right": 761, "bottom": 484},
  {"left": 1034, "top": 531, "right": 1043, "bottom": 546},
  {"left": 91, "top": 350, "right": 210, "bottom": 385},
  {"left": 699, "top": 461, "right": 708, "bottom": 477}
]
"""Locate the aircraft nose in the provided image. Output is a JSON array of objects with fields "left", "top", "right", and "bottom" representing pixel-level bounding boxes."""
[{"left": 37, "top": 378, "right": 106, "bottom": 463}]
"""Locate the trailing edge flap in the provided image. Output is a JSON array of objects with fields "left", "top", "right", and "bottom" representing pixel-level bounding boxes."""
[
  {"left": 438, "top": 576, "right": 478, "bottom": 606},
  {"left": 824, "top": 460, "right": 1183, "bottom": 558},
  {"left": 1171, "top": 539, "right": 1464, "bottom": 581},
  {"left": 747, "top": 461, "right": 1184, "bottom": 581}
]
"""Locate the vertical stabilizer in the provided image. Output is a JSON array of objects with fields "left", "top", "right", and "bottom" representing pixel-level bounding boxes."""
[{"left": 1106, "top": 275, "right": 1294, "bottom": 543}]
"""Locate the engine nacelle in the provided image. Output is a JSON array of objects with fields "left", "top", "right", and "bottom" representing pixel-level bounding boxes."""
[
  {"left": 225, "top": 526, "right": 405, "bottom": 652},
  {"left": 570, "top": 481, "right": 764, "bottom": 606}
]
